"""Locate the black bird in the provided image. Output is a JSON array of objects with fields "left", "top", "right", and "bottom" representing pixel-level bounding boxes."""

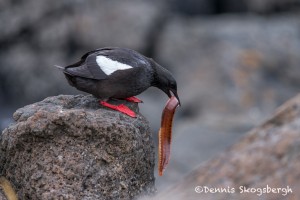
[{"left": 55, "top": 47, "right": 180, "bottom": 117}]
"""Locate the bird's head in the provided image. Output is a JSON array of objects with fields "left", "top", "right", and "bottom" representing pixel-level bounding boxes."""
[{"left": 151, "top": 61, "right": 181, "bottom": 106}]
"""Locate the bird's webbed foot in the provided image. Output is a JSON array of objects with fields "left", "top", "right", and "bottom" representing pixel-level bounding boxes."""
[
  {"left": 100, "top": 101, "right": 136, "bottom": 118},
  {"left": 124, "top": 96, "right": 143, "bottom": 103}
]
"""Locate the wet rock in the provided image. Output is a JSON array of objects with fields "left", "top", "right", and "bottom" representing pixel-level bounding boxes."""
[
  {"left": 0, "top": 95, "right": 155, "bottom": 199},
  {"left": 156, "top": 94, "right": 300, "bottom": 200}
]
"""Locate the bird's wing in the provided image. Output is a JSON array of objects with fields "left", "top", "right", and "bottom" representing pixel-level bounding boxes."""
[
  {"left": 64, "top": 48, "right": 150, "bottom": 80},
  {"left": 63, "top": 56, "right": 105, "bottom": 80},
  {"left": 98, "top": 48, "right": 149, "bottom": 68}
]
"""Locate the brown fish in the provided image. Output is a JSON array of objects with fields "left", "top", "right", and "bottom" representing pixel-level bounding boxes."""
[{"left": 158, "top": 96, "right": 179, "bottom": 176}]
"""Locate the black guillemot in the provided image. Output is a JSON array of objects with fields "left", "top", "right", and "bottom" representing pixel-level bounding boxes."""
[{"left": 55, "top": 47, "right": 180, "bottom": 117}]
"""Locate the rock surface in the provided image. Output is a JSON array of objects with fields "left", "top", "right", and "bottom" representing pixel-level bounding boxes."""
[
  {"left": 151, "top": 15, "right": 300, "bottom": 189},
  {"left": 0, "top": 95, "right": 155, "bottom": 199},
  {"left": 156, "top": 94, "right": 300, "bottom": 200},
  {"left": 156, "top": 15, "right": 300, "bottom": 120},
  {"left": 0, "top": 188, "right": 7, "bottom": 200},
  {"left": 1, "top": 0, "right": 300, "bottom": 194}
]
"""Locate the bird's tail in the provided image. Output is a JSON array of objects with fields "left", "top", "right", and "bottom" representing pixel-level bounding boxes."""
[{"left": 53, "top": 65, "right": 65, "bottom": 70}]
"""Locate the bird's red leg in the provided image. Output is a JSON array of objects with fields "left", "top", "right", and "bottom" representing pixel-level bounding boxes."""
[
  {"left": 124, "top": 96, "right": 143, "bottom": 103},
  {"left": 100, "top": 101, "right": 136, "bottom": 118}
]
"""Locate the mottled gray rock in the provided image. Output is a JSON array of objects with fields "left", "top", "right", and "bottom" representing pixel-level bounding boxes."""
[
  {"left": 0, "top": 95, "right": 155, "bottom": 199},
  {"left": 153, "top": 14, "right": 300, "bottom": 190},
  {"left": 156, "top": 15, "right": 300, "bottom": 119},
  {"left": 156, "top": 14, "right": 300, "bottom": 127},
  {"left": 80, "top": 13, "right": 300, "bottom": 193},
  {"left": 2, "top": 1, "right": 300, "bottom": 196},
  {"left": 156, "top": 94, "right": 300, "bottom": 200},
  {"left": 0, "top": 188, "right": 7, "bottom": 200}
]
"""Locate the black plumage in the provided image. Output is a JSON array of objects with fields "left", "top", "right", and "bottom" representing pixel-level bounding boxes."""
[
  {"left": 57, "top": 47, "right": 180, "bottom": 104},
  {"left": 55, "top": 47, "right": 180, "bottom": 118}
]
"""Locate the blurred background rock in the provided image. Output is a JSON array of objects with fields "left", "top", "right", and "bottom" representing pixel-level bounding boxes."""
[{"left": 0, "top": 0, "right": 300, "bottom": 192}]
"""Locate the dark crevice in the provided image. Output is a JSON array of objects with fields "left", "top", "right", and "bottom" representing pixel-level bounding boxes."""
[
  {"left": 214, "top": 0, "right": 248, "bottom": 14},
  {"left": 167, "top": 0, "right": 300, "bottom": 16}
]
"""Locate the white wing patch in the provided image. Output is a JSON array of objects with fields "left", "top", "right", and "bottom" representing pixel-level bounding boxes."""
[{"left": 96, "top": 56, "right": 133, "bottom": 75}]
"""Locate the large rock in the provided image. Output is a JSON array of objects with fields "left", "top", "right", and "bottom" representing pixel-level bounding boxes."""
[
  {"left": 156, "top": 94, "right": 300, "bottom": 199},
  {"left": 156, "top": 15, "right": 300, "bottom": 119},
  {"left": 2, "top": 1, "right": 300, "bottom": 194},
  {"left": 0, "top": 185, "right": 7, "bottom": 200},
  {"left": 152, "top": 14, "right": 300, "bottom": 190},
  {"left": 0, "top": 95, "right": 155, "bottom": 199}
]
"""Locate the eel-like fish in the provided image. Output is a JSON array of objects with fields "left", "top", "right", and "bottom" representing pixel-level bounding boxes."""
[{"left": 158, "top": 96, "right": 179, "bottom": 176}]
